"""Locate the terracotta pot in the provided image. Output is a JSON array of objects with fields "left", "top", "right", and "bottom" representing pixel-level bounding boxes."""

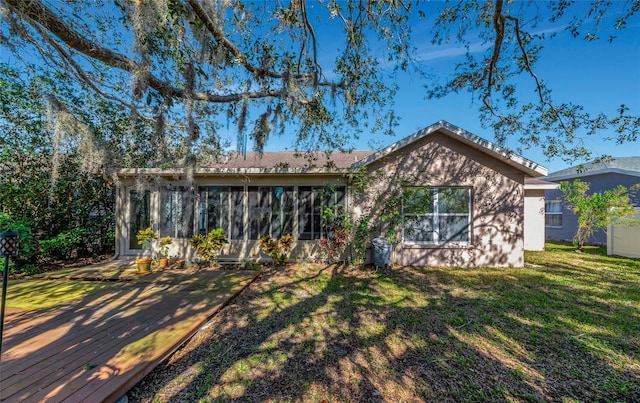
[
  {"left": 135, "top": 257, "right": 153, "bottom": 273},
  {"left": 173, "top": 259, "right": 185, "bottom": 269},
  {"left": 157, "top": 258, "right": 169, "bottom": 268}
]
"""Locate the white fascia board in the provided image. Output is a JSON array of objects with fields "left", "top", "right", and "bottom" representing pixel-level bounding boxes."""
[{"left": 524, "top": 183, "right": 560, "bottom": 190}]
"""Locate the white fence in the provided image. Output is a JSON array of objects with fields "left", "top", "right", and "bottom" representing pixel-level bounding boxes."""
[{"left": 607, "top": 209, "right": 640, "bottom": 258}]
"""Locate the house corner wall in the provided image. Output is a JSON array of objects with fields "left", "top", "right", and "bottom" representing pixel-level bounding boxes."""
[{"left": 524, "top": 189, "right": 546, "bottom": 251}]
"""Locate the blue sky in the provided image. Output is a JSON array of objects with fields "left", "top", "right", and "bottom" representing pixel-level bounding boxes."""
[{"left": 262, "top": 3, "right": 640, "bottom": 174}]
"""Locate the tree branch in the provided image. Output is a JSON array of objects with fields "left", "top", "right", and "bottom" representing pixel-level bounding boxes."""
[
  {"left": 505, "top": 14, "right": 573, "bottom": 135},
  {"left": 3, "top": 0, "right": 282, "bottom": 103}
]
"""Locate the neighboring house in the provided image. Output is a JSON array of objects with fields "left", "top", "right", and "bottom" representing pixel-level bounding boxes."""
[
  {"left": 544, "top": 157, "right": 640, "bottom": 245},
  {"left": 115, "top": 120, "right": 550, "bottom": 267}
]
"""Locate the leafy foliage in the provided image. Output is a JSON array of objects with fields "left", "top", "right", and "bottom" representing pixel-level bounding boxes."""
[
  {"left": 0, "top": 64, "right": 120, "bottom": 270},
  {"left": 39, "top": 228, "right": 87, "bottom": 261},
  {"left": 353, "top": 215, "right": 371, "bottom": 265},
  {"left": 560, "top": 179, "right": 637, "bottom": 251},
  {"left": 191, "top": 228, "right": 229, "bottom": 263},
  {"left": 0, "top": 212, "right": 37, "bottom": 266},
  {"left": 259, "top": 234, "right": 294, "bottom": 266},
  {"left": 157, "top": 236, "right": 173, "bottom": 259},
  {"left": 136, "top": 227, "right": 159, "bottom": 251},
  {"left": 318, "top": 202, "right": 352, "bottom": 262},
  {"left": 1, "top": 1, "right": 637, "bottom": 163}
]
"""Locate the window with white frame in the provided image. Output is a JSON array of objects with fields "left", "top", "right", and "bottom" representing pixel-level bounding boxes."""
[
  {"left": 159, "top": 186, "right": 194, "bottom": 238},
  {"left": 545, "top": 200, "right": 563, "bottom": 227},
  {"left": 199, "top": 186, "right": 244, "bottom": 240},
  {"left": 402, "top": 187, "right": 471, "bottom": 244}
]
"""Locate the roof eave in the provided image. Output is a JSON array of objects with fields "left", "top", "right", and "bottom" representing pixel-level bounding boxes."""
[
  {"left": 524, "top": 183, "right": 560, "bottom": 190},
  {"left": 117, "top": 167, "right": 351, "bottom": 177}
]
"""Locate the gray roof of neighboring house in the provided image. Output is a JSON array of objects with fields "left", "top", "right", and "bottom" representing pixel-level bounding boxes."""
[{"left": 545, "top": 156, "right": 640, "bottom": 181}]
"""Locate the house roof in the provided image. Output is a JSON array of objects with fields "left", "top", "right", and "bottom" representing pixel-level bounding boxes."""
[
  {"left": 204, "top": 150, "right": 374, "bottom": 169},
  {"left": 117, "top": 150, "right": 374, "bottom": 177},
  {"left": 353, "top": 120, "right": 548, "bottom": 177},
  {"left": 544, "top": 156, "right": 640, "bottom": 181},
  {"left": 118, "top": 120, "right": 548, "bottom": 178}
]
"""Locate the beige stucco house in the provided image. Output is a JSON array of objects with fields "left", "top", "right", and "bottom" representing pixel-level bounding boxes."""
[{"left": 115, "top": 121, "right": 552, "bottom": 267}]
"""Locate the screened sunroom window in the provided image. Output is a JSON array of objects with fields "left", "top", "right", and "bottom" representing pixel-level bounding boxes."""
[
  {"left": 159, "top": 186, "right": 194, "bottom": 238},
  {"left": 402, "top": 187, "right": 471, "bottom": 244},
  {"left": 199, "top": 186, "right": 244, "bottom": 239},
  {"left": 248, "top": 186, "right": 294, "bottom": 239},
  {"left": 298, "top": 186, "right": 346, "bottom": 240}
]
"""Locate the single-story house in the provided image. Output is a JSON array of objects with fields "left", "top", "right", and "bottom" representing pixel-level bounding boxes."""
[
  {"left": 544, "top": 157, "right": 640, "bottom": 245},
  {"left": 115, "top": 120, "right": 551, "bottom": 267}
]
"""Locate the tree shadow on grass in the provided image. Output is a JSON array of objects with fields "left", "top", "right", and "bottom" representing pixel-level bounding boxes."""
[{"left": 128, "top": 257, "right": 640, "bottom": 402}]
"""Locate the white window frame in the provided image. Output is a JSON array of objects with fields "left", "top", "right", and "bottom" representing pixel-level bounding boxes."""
[
  {"left": 545, "top": 200, "right": 563, "bottom": 228},
  {"left": 402, "top": 187, "right": 472, "bottom": 245}
]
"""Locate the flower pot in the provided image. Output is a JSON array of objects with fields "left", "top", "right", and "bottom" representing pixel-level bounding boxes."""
[
  {"left": 135, "top": 257, "right": 153, "bottom": 273},
  {"left": 173, "top": 259, "right": 185, "bottom": 269},
  {"left": 157, "top": 258, "right": 169, "bottom": 268}
]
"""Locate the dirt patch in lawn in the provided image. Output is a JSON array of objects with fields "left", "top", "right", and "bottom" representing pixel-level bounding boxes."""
[{"left": 127, "top": 255, "right": 640, "bottom": 402}]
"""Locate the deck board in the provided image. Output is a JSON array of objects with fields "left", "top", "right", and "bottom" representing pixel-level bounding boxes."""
[{"left": 0, "top": 266, "right": 259, "bottom": 402}]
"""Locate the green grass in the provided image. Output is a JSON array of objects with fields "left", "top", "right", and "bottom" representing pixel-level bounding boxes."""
[
  {"left": 5, "top": 279, "right": 115, "bottom": 310},
  {"left": 131, "top": 242, "right": 640, "bottom": 402}
]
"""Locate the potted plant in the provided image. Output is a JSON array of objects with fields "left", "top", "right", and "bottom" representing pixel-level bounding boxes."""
[
  {"left": 156, "top": 236, "right": 173, "bottom": 268},
  {"left": 135, "top": 227, "right": 158, "bottom": 273}
]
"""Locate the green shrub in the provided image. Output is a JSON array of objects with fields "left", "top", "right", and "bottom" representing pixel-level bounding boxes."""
[
  {"left": 353, "top": 215, "right": 371, "bottom": 265},
  {"left": 0, "top": 212, "right": 37, "bottom": 266},
  {"left": 191, "top": 228, "right": 228, "bottom": 263},
  {"left": 259, "top": 234, "right": 293, "bottom": 266},
  {"left": 39, "top": 228, "right": 87, "bottom": 260}
]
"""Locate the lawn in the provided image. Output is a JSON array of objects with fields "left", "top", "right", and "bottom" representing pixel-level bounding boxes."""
[{"left": 129, "top": 242, "right": 640, "bottom": 402}]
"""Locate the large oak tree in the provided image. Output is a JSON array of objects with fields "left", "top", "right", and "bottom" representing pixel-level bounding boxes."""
[{"left": 1, "top": 0, "right": 639, "bottom": 170}]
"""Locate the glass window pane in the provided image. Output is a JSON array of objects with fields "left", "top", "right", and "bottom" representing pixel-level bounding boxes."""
[
  {"left": 230, "top": 187, "right": 244, "bottom": 239},
  {"left": 282, "top": 187, "right": 294, "bottom": 236},
  {"left": 403, "top": 215, "right": 434, "bottom": 242},
  {"left": 159, "top": 187, "right": 176, "bottom": 237},
  {"left": 129, "top": 190, "right": 150, "bottom": 249},
  {"left": 545, "top": 201, "right": 562, "bottom": 213},
  {"left": 177, "top": 187, "right": 194, "bottom": 238},
  {"left": 160, "top": 186, "right": 193, "bottom": 239},
  {"left": 248, "top": 186, "right": 260, "bottom": 239},
  {"left": 545, "top": 214, "right": 562, "bottom": 227},
  {"left": 298, "top": 187, "right": 312, "bottom": 240},
  {"left": 438, "top": 188, "right": 470, "bottom": 214},
  {"left": 438, "top": 215, "right": 469, "bottom": 242},
  {"left": 403, "top": 188, "right": 434, "bottom": 214}
]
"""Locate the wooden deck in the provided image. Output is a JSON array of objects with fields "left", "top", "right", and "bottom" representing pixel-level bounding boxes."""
[{"left": 0, "top": 262, "right": 260, "bottom": 402}]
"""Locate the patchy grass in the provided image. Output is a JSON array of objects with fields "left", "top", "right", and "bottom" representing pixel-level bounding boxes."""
[
  {"left": 5, "top": 279, "right": 116, "bottom": 310},
  {"left": 130, "top": 242, "right": 640, "bottom": 402}
]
